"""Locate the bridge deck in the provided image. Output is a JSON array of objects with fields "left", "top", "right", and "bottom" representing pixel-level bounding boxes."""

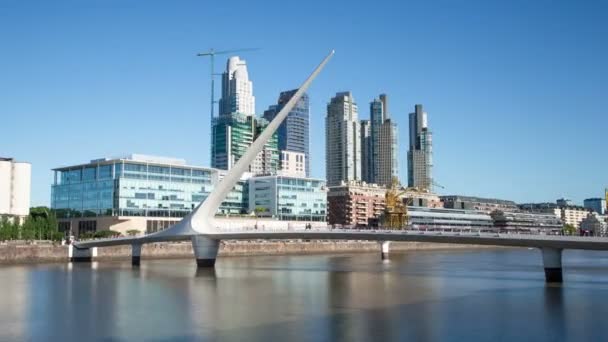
[{"left": 74, "top": 229, "right": 608, "bottom": 251}]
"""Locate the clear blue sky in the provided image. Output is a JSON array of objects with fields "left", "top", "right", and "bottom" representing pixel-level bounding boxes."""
[{"left": 1, "top": 0, "right": 606, "bottom": 207}]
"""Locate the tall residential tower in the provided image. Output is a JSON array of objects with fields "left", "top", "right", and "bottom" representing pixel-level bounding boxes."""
[
  {"left": 366, "top": 94, "right": 398, "bottom": 186},
  {"left": 326, "top": 92, "right": 361, "bottom": 186},
  {"left": 407, "top": 104, "right": 433, "bottom": 190}
]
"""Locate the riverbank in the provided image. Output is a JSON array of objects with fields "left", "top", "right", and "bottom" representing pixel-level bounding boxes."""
[{"left": 0, "top": 240, "right": 507, "bottom": 264}]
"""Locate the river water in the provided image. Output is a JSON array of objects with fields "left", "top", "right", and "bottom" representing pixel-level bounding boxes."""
[{"left": 1, "top": 248, "right": 607, "bottom": 341}]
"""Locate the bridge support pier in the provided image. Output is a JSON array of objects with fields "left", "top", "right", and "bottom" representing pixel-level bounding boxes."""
[
  {"left": 380, "top": 241, "right": 391, "bottom": 260},
  {"left": 69, "top": 245, "right": 96, "bottom": 262},
  {"left": 541, "top": 248, "right": 563, "bottom": 283},
  {"left": 192, "top": 236, "right": 220, "bottom": 268},
  {"left": 131, "top": 244, "right": 142, "bottom": 267}
]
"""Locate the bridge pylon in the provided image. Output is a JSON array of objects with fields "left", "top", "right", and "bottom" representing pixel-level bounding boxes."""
[
  {"left": 541, "top": 248, "right": 563, "bottom": 283},
  {"left": 192, "top": 235, "right": 220, "bottom": 268}
]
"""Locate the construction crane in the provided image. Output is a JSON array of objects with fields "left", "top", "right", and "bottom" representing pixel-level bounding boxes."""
[
  {"left": 382, "top": 177, "right": 422, "bottom": 229},
  {"left": 196, "top": 48, "right": 260, "bottom": 126},
  {"left": 605, "top": 188, "right": 608, "bottom": 213}
]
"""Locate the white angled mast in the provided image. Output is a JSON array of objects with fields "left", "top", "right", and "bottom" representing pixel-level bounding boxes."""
[{"left": 190, "top": 50, "right": 335, "bottom": 233}]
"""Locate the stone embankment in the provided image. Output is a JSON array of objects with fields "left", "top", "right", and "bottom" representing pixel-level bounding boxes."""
[{"left": 0, "top": 240, "right": 500, "bottom": 264}]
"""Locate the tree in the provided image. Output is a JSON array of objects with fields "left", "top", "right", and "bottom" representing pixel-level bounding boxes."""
[
  {"left": 563, "top": 224, "right": 577, "bottom": 236},
  {"left": 94, "top": 230, "right": 121, "bottom": 238},
  {"left": 126, "top": 229, "right": 140, "bottom": 237}
]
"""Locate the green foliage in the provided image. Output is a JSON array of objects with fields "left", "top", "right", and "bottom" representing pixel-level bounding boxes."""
[
  {"left": 563, "top": 224, "right": 577, "bottom": 236},
  {"left": 93, "top": 230, "right": 121, "bottom": 238},
  {"left": 126, "top": 229, "right": 140, "bottom": 237},
  {"left": 0, "top": 207, "right": 63, "bottom": 242}
]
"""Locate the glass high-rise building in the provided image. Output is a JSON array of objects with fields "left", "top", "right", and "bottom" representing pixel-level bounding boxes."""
[
  {"left": 263, "top": 90, "right": 310, "bottom": 176},
  {"left": 325, "top": 92, "right": 361, "bottom": 186},
  {"left": 365, "top": 94, "right": 398, "bottom": 186},
  {"left": 360, "top": 120, "right": 372, "bottom": 183},
  {"left": 212, "top": 56, "right": 278, "bottom": 175},
  {"left": 408, "top": 104, "right": 433, "bottom": 190},
  {"left": 218, "top": 56, "right": 255, "bottom": 117}
]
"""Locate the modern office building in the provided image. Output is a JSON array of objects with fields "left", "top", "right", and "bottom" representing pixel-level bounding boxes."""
[
  {"left": 278, "top": 150, "right": 306, "bottom": 178},
  {"left": 327, "top": 181, "right": 386, "bottom": 227},
  {"left": 584, "top": 198, "right": 606, "bottom": 215},
  {"left": 212, "top": 57, "right": 279, "bottom": 174},
  {"left": 326, "top": 92, "right": 361, "bottom": 186},
  {"left": 441, "top": 195, "right": 518, "bottom": 213},
  {"left": 263, "top": 90, "right": 310, "bottom": 176},
  {"left": 218, "top": 56, "right": 255, "bottom": 117},
  {"left": 51, "top": 155, "right": 250, "bottom": 236},
  {"left": 407, "top": 207, "right": 493, "bottom": 231},
  {"left": 556, "top": 198, "right": 574, "bottom": 207},
  {"left": 366, "top": 94, "right": 398, "bottom": 187},
  {"left": 250, "top": 118, "right": 280, "bottom": 175},
  {"left": 0, "top": 157, "right": 31, "bottom": 223},
  {"left": 407, "top": 104, "right": 433, "bottom": 190},
  {"left": 212, "top": 110, "right": 279, "bottom": 174},
  {"left": 360, "top": 120, "right": 372, "bottom": 183},
  {"left": 490, "top": 210, "right": 563, "bottom": 234},
  {"left": 248, "top": 175, "right": 327, "bottom": 222}
]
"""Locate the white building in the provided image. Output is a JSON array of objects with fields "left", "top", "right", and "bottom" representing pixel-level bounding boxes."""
[
  {"left": 219, "top": 56, "right": 255, "bottom": 116},
  {"left": 248, "top": 175, "right": 327, "bottom": 222},
  {"left": 0, "top": 158, "right": 31, "bottom": 223},
  {"left": 326, "top": 91, "right": 361, "bottom": 186},
  {"left": 279, "top": 150, "right": 306, "bottom": 178},
  {"left": 559, "top": 206, "right": 590, "bottom": 229}
]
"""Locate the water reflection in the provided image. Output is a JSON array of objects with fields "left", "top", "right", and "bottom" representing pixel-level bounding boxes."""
[{"left": 0, "top": 249, "right": 607, "bottom": 341}]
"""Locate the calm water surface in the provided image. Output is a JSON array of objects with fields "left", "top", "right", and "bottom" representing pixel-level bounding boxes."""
[{"left": 1, "top": 248, "right": 608, "bottom": 341}]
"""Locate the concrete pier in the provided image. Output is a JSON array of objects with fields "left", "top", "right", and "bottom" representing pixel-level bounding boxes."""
[
  {"left": 380, "top": 241, "right": 391, "bottom": 260},
  {"left": 191, "top": 236, "right": 220, "bottom": 268},
  {"left": 69, "top": 245, "right": 96, "bottom": 262},
  {"left": 131, "top": 244, "right": 142, "bottom": 266},
  {"left": 541, "top": 248, "right": 563, "bottom": 283}
]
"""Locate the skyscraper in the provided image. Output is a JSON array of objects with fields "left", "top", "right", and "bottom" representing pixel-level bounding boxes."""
[
  {"left": 218, "top": 56, "right": 255, "bottom": 117},
  {"left": 212, "top": 56, "right": 278, "bottom": 174},
  {"left": 263, "top": 90, "right": 310, "bottom": 176},
  {"left": 407, "top": 104, "right": 433, "bottom": 190},
  {"left": 377, "top": 118, "right": 398, "bottom": 186},
  {"left": 363, "top": 94, "right": 398, "bottom": 186},
  {"left": 326, "top": 92, "right": 361, "bottom": 186},
  {"left": 360, "top": 120, "right": 372, "bottom": 182}
]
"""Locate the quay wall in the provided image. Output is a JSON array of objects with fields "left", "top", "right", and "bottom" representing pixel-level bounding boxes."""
[{"left": 0, "top": 240, "right": 503, "bottom": 264}]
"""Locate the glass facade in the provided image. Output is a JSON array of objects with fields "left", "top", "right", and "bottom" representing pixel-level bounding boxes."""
[
  {"left": 212, "top": 112, "right": 278, "bottom": 174},
  {"left": 249, "top": 176, "right": 327, "bottom": 222},
  {"left": 264, "top": 90, "right": 310, "bottom": 176},
  {"left": 51, "top": 156, "right": 248, "bottom": 219}
]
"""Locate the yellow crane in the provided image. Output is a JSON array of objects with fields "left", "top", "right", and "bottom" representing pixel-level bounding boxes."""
[{"left": 382, "top": 177, "right": 421, "bottom": 229}]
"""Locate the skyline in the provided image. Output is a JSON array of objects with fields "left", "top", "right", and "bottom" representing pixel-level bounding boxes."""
[{"left": 1, "top": 0, "right": 606, "bottom": 206}]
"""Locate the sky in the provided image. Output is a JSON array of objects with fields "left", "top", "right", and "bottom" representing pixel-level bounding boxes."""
[{"left": 1, "top": 0, "right": 606, "bottom": 207}]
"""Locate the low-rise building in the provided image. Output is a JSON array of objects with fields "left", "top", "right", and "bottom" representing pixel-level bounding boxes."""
[
  {"left": 51, "top": 154, "right": 249, "bottom": 237},
  {"left": 440, "top": 195, "right": 517, "bottom": 213},
  {"left": 327, "top": 181, "right": 386, "bottom": 227},
  {"left": 248, "top": 175, "right": 326, "bottom": 222},
  {"left": 490, "top": 210, "right": 563, "bottom": 234},
  {"left": 560, "top": 206, "right": 590, "bottom": 229},
  {"left": 580, "top": 213, "right": 607, "bottom": 236},
  {"left": 408, "top": 207, "right": 493, "bottom": 231},
  {"left": 0, "top": 157, "right": 31, "bottom": 224}
]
